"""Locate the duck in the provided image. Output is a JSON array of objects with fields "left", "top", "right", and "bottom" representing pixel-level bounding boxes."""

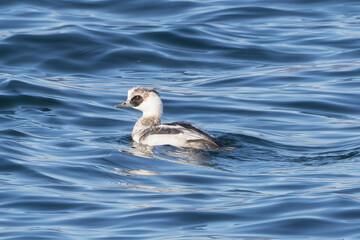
[{"left": 114, "top": 87, "right": 222, "bottom": 150}]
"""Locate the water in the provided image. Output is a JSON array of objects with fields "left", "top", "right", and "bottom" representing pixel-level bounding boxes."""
[{"left": 1, "top": 0, "right": 360, "bottom": 239}]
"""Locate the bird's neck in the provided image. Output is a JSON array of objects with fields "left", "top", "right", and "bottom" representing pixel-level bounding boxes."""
[
  {"left": 133, "top": 102, "right": 163, "bottom": 141},
  {"left": 138, "top": 114, "right": 161, "bottom": 126},
  {"left": 140, "top": 101, "right": 163, "bottom": 125},
  {"left": 132, "top": 112, "right": 162, "bottom": 141}
]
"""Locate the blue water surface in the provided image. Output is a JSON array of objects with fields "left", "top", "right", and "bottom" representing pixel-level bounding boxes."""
[{"left": 1, "top": 0, "right": 360, "bottom": 239}]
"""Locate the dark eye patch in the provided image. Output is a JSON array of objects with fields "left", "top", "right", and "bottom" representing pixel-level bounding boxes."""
[{"left": 130, "top": 95, "right": 143, "bottom": 107}]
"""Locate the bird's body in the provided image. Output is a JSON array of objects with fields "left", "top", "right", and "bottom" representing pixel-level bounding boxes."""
[{"left": 115, "top": 87, "right": 222, "bottom": 150}]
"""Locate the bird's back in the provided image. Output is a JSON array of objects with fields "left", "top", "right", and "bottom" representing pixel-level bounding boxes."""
[{"left": 137, "top": 122, "right": 222, "bottom": 150}]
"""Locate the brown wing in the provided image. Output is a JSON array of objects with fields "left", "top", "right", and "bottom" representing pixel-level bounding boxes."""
[
  {"left": 139, "top": 126, "right": 183, "bottom": 142},
  {"left": 164, "top": 122, "right": 223, "bottom": 148}
]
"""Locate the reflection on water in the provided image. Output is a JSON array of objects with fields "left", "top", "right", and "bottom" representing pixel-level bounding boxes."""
[{"left": 121, "top": 141, "right": 216, "bottom": 167}]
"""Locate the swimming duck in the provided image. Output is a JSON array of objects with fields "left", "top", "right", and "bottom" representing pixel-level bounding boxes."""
[{"left": 114, "top": 87, "right": 222, "bottom": 150}]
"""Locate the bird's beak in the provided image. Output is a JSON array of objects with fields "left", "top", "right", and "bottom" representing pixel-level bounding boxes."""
[{"left": 114, "top": 100, "right": 132, "bottom": 108}]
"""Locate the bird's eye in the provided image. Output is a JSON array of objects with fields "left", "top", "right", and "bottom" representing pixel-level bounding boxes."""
[{"left": 130, "top": 95, "right": 143, "bottom": 107}]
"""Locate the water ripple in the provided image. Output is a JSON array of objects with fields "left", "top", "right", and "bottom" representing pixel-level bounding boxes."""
[{"left": 1, "top": 0, "right": 360, "bottom": 239}]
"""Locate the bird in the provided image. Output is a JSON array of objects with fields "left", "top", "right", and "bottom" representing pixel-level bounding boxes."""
[{"left": 114, "top": 87, "right": 222, "bottom": 150}]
